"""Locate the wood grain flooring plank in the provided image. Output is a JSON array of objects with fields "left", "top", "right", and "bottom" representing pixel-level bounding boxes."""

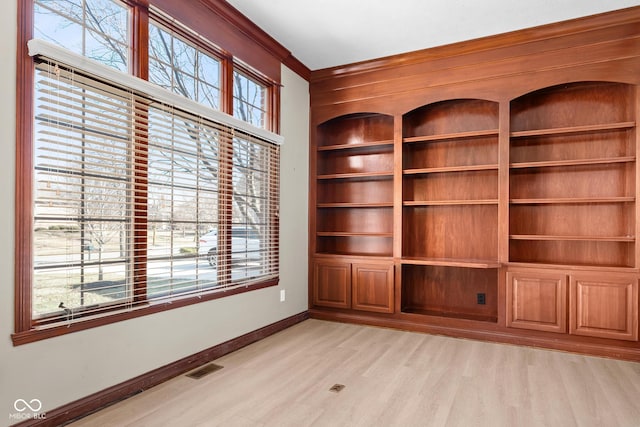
[{"left": 69, "top": 320, "right": 640, "bottom": 427}]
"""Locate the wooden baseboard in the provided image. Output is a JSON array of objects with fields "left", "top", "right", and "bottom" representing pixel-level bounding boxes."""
[
  {"left": 11, "top": 311, "right": 309, "bottom": 427},
  {"left": 309, "top": 309, "right": 640, "bottom": 362}
]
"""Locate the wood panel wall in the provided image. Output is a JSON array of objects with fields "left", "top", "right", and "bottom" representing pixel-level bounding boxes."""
[
  {"left": 310, "top": 6, "right": 640, "bottom": 124},
  {"left": 309, "top": 6, "right": 640, "bottom": 361}
]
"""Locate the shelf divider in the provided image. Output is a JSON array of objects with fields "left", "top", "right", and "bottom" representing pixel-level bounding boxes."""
[
  {"left": 510, "top": 156, "right": 635, "bottom": 169},
  {"left": 509, "top": 234, "right": 635, "bottom": 242},
  {"left": 404, "top": 164, "right": 499, "bottom": 174},
  {"left": 510, "top": 197, "right": 635, "bottom": 205},
  {"left": 317, "top": 139, "right": 394, "bottom": 151},
  {"left": 317, "top": 202, "right": 393, "bottom": 208},
  {"left": 401, "top": 257, "right": 501, "bottom": 269},
  {"left": 403, "top": 129, "right": 499, "bottom": 143},
  {"left": 317, "top": 171, "right": 393, "bottom": 180},
  {"left": 510, "top": 121, "right": 635, "bottom": 138},
  {"left": 317, "top": 231, "right": 393, "bottom": 237},
  {"left": 403, "top": 199, "right": 498, "bottom": 206}
]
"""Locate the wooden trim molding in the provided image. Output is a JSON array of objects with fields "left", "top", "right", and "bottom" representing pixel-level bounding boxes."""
[
  {"left": 283, "top": 54, "right": 311, "bottom": 81},
  {"left": 150, "top": 0, "right": 310, "bottom": 82},
  {"left": 197, "top": 0, "right": 310, "bottom": 80},
  {"left": 14, "top": 0, "right": 34, "bottom": 335},
  {"left": 12, "top": 279, "right": 279, "bottom": 346},
  {"left": 309, "top": 310, "right": 640, "bottom": 362},
  {"left": 10, "top": 312, "right": 309, "bottom": 427},
  {"left": 311, "top": 5, "right": 640, "bottom": 81}
]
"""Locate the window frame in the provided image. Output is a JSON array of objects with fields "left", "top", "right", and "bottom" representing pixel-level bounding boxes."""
[{"left": 14, "top": 0, "right": 282, "bottom": 345}]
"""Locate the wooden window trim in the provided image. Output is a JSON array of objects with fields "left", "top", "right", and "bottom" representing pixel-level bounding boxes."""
[
  {"left": 13, "top": 0, "right": 281, "bottom": 345},
  {"left": 13, "top": 279, "right": 278, "bottom": 346},
  {"left": 232, "top": 61, "right": 278, "bottom": 132}
]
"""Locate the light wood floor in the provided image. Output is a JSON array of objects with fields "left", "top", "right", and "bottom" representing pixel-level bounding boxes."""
[{"left": 71, "top": 319, "right": 640, "bottom": 427}]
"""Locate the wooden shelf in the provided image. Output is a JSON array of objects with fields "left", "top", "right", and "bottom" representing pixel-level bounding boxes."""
[
  {"left": 401, "top": 257, "right": 501, "bottom": 269},
  {"left": 404, "top": 199, "right": 498, "bottom": 206},
  {"left": 317, "top": 139, "right": 394, "bottom": 151},
  {"left": 510, "top": 121, "right": 635, "bottom": 138},
  {"left": 510, "top": 197, "right": 634, "bottom": 205},
  {"left": 317, "top": 171, "right": 393, "bottom": 180},
  {"left": 510, "top": 234, "right": 635, "bottom": 242},
  {"left": 510, "top": 156, "right": 635, "bottom": 169},
  {"left": 403, "top": 129, "right": 499, "bottom": 144},
  {"left": 404, "top": 164, "right": 499, "bottom": 174},
  {"left": 402, "top": 308, "right": 498, "bottom": 323},
  {"left": 317, "top": 202, "right": 393, "bottom": 208},
  {"left": 315, "top": 250, "right": 392, "bottom": 257},
  {"left": 317, "top": 231, "right": 393, "bottom": 237},
  {"left": 506, "top": 262, "right": 639, "bottom": 273}
]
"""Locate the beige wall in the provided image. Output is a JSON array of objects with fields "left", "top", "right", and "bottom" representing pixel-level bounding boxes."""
[{"left": 0, "top": 0, "right": 310, "bottom": 419}]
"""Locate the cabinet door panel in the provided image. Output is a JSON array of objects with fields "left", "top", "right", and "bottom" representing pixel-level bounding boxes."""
[
  {"left": 507, "top": 271, "right": 567, "bottom": 333},
  {"left": 570, "top": 274, "right": 638, "bottom": 341},
  {"left": 313, "top": 260, "right": 351, "bottom": 309},
  {"left": 352, "top": 263, "right": 394, "bottom": 313}
]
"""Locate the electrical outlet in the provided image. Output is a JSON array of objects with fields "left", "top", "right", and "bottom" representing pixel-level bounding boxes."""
[
  {"left": 477, "top": 293, "right": 486, "bottom": 305},
  {"left": 280, "top": 289, "right": 286, "bottom": 302}
]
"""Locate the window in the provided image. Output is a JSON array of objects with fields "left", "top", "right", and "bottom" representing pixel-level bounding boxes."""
[
  {"left": 149, "top": 22, "right": 222, "bottom": 109},
  {"left": 231, "top": 136, "right": 279, "bottom": 282},
  {"left": 33, "top": 62, "right": 133, "bottom": 318},
  {"left": 233, "top": 69, "right": 267, "bottom": 128},
  {"left": 34, "top": 0, "right": 129, "bottom": 72},
  {"left": 28, "top": 42, "right": 280, "bottom": 327},
  {"left": 15, "top": 0, "right": 282, "bottom": 344}
]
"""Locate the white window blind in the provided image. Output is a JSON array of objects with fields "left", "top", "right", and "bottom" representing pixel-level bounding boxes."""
[{"left": 30, "top": 40, "right": 280, "bottom": 326}]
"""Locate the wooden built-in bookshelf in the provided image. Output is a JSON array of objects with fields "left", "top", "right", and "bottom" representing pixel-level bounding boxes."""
[{"left": 309, "top": 7, "right": 640, "bottom": 361}]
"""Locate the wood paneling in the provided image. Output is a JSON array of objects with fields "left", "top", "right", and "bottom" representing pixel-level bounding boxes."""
[
  {"left": 509, "top": 240, "right": 634, "bottom": 268},
  {"left": 310, "top": 11, "right": 640, "bottom": 123},
  {"left": 352, "top": 263, "right": 394, "bottom": 313},
  {"left": 403, "top": 170, "right": 498, "bottom": 202},
  {"left": 313, "top": 259, "right": 351, "bottom": 309},
  {"left": 403, "top": 136, "right": 498, "bottom": 169},
  {"left": 510, "top": 82, "right": 634, "bottom": 131},
  {"left": 570, "top": 274, "right": 638, "bottom": 341},
  {"left": 316, "top": 235, "right": 393, "bottom": 257},
  {"left": 309, "top": 7, "right": 640, "bottom": 360},
  {"left": 509, "top": 163, "right": 634, "bottom": 199},
  {"left": 317, "top": 113, "right": 394, "bottom": 146},
  {"left": 510, "top": 130, "right": 634, "bottom": 164},
  {"left": 509, "top": 203, "right": 634, "bottom": 237},
  {"left": 317, "top": 147, "right": 393, "bottom": 176},
  {"left": 508, "top": 81, "right": 636, "bottom": 268},
  {"left": 316, "top": 207, "right": 392, "bottom": 234},
  {"left": 403, "top": 205, "right": 498, "bottom": 260},
  {"left": 317, "top": 179, "right": 393, "bottom": 205},
  {"left": 402, "top": 265, "right": 498, "bottom": 322},
  {"left": 507, "top": 271, "right": 567, "bottom": 333},
  {"left": 403, "top": 99, "right": 499, "bottom": 136}
]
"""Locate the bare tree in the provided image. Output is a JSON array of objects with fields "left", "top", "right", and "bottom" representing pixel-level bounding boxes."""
[{"left": 36, "top": 0, "right": 272, "bottom": 282}]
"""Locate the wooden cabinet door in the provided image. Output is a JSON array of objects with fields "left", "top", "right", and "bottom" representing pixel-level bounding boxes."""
[
  {"left": 570, "top": 274, "right": 638, "bottom": 341},
  {"left": 352, "top": 263, "right": 394, "bottom": 313},
  {"left": 313, "top": 260, "right": 351, "bottom": 309},
  {"left": 506, "top": 271, "right": 567, "bottom": 333}
]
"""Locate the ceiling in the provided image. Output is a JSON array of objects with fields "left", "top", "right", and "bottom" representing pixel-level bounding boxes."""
[{"left": 226, "top": 0, "right": 640, "bottom": 71}]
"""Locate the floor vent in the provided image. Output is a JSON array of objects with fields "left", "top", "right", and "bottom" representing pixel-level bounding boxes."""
[
  {"left": 329, "top": 384, "right": 345, "bottom": 393},
  {"left": 186, "top": 363, "right": 224, "bottom": 379}
]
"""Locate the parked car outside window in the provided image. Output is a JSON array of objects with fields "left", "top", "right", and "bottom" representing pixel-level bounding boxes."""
[{"left": 198, "top": 227, "right": 261, "bottom": 267}]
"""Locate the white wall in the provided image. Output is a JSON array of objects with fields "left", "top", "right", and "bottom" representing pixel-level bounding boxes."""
[{"left": 0, "top": 0, "right": 310, "bottom": 420}]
